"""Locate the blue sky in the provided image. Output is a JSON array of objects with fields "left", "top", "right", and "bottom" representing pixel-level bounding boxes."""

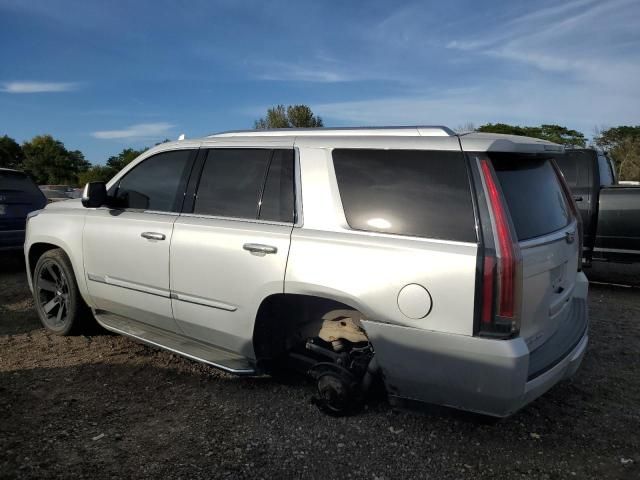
[{"left": 1, "top": 0, "right": 639, "bottom": 164}]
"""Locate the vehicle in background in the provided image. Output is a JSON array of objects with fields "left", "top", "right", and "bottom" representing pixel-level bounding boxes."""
[
  {"left": 0, "top": 168, "right": 47, "bottom": 251},
  {"left": 619, "top": 180, "right": 640, "bottom": 186},
  {"left": 24, "top": 127, "right": 589, "bottom": 417},
  {"left": 39, "top": 185, "right": 80, "bottom": 202},
  {"left": 556, "top": 149, "right": 640, "bottom": 264}
]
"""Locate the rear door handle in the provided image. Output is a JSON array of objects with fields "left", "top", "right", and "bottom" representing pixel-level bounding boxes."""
[
  {"left": 573, "top": 195, "right": 584, "bottom": 202},
  {"left": 141, "top": 232, "right": 166, "bottom": 241},
  {"left": 243, "top": 243, "right": 277, "bottom": 254}
]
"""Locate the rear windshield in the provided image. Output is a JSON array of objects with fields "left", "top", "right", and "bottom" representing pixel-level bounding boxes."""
[
  {"left": 0, "top": 171, "right": 43, "bottom": 196},
  {"left": 489, "top": 154, "right": 571, "bottom": 241},
  {"left": 333, "top": 149, "right": 476, "bottom": 242}
]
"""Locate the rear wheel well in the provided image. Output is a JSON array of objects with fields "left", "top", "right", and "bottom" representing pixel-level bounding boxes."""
[{"left": 252, "top": 293, "right": 367, "bottom": 363}]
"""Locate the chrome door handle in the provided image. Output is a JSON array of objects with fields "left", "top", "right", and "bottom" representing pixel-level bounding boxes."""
[
  {"left": 243, "top": 243, "right": 277, "bottom": 254},
  {"left": 141, "top": 232, "right": 166, "bottom": 241}
]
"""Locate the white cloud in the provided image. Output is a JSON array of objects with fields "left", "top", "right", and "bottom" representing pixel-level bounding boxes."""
[
  {"left": 92, "top": 122, "right": 174, "bottom": 140},
  {"left": 251, "top": 56, "right": 402, "bottom": 83},
  {"left": 446, "top": 0, "right": 639, "bottom": 86},
  {"left": 314, "top": 78, "right": 640, "bottom": 139},
  {"left": 1, "top": 81, "right": 79, "bottom": 93},
  {"left": 254, "top": 60, "right": 356, "bottom": 83}
]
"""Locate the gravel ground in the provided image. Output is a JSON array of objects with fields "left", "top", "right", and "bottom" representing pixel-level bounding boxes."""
[{"left": 1, "top": 252, "right": 639, "bottom": 479}]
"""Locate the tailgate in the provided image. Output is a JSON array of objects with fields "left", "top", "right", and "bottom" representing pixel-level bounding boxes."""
[
  {"left": 519, "top": 226, "right": 580, "bottom": 351},
  {"left": 489, "top": 153, "right": 581, "bottom": 351}
]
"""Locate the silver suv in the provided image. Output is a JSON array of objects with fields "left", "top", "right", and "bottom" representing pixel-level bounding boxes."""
[{"left": 24, "top": 126, "right": 589, "bottom": 417}]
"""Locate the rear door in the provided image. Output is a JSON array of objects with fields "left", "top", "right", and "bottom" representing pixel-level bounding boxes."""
[
  {"left": 488, "top": 154, "right": 581, "bottom": 353},
  {"left": 0, "top": 170, "right": 46, "bottom": 248},
  {"left": 170, "top": 147, "right": 296, "bottom": 358}
]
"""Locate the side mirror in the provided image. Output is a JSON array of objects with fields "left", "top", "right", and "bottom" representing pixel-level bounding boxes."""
[{"left": 81, "top": 182, "right": 107, "bottom": 208}]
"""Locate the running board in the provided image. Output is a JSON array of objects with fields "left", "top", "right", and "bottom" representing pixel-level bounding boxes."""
[{"left": 95, "top": 312, "right": 256, "bottom": 375}]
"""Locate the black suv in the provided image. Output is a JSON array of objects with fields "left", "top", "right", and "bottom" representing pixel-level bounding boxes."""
[{"left": 0, "top": 168, "right": 47, "bottom": 251}]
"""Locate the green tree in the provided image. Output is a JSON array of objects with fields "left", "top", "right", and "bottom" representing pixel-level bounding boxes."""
[
  {"left": 106, "top": 147, "right": 146, "bottom": 172},
  {"left": 78, "top": 165, "right": 115, "bottom": 185},
  {"left": 476, "top": 123, "right": 586, "bottom": 147},
  {"left": 594, "top": 126, "right": 640, "bottom": 150},
  {"left": 255, "top": 104, "right": 323, "bottom": 129},
  {"left": 0, "top": 135, "right": 25, "bottom": 169},
  {"left": 594, "top": 126, "right": 640, "bottom": 181},
  {"left": 22, "top": 135, "right": 89, "bottom": 185}
]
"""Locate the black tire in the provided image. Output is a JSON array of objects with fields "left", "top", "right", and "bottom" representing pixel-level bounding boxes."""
[{"left": 33, "top": 248, "right": 90, "bottom": 335}]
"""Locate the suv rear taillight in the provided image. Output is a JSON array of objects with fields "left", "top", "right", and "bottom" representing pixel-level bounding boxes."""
[{"left": 477, "top": 158, "right": 522, "bottom": 337}]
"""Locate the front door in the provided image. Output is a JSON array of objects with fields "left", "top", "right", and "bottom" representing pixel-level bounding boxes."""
[
  {"left": 170, "top": 148, "right": 296, "bottom": 358},
  {"left": 83, "top": 148, "right": 196, "bottom": 332}
]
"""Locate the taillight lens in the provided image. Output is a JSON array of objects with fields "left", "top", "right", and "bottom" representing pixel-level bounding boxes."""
[{"left": 478, "top": 158, "right": 522, "bottom": 337}]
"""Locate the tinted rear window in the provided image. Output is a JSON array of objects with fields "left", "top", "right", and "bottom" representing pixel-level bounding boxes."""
[
  {"left": 194, "top": 149, "right": 272, "bottom": 219},
  {"left": 332, "top": 149, "right": 476, "bottom": 242},
  {"left": 0, "top": 171, "right": 42, "bottom": 196},
  {"left": 489, "top": 154, "right": 571, "bottom": 241},
  {"left": 554, "top": 153, "right": 578, "bottom": 187},
  {"left": 258, "top": 149, "right": 295, "bottom": 223}
]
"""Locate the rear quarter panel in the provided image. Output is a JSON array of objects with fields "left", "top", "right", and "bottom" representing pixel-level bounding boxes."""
[{"left": 285, "top": 145, "right": 478, "bottom": 335}]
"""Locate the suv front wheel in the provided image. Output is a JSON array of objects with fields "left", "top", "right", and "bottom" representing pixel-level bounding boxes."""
[{"left": 33, "top": 249, "right": 89, "bottom": 335}]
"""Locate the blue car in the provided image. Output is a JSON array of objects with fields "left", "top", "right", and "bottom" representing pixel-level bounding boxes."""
[{"left": 0, "top": 168, "right": 47, "bottom": 251}]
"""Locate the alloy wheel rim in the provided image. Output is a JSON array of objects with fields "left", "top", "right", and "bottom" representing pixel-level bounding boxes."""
[{"left": 37, "top": 261, "right": 70, "bottom": 328}]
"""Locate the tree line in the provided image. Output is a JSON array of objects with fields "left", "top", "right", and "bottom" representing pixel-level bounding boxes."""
[
  {"left": 2, "top": 105, "right": 639, "bottom": 185},
  {"left": 466, "top": 123, "right": 640, "bottom": 181},
  {"left": 0, "top": 135, "right": 158, "bottom": 186}
]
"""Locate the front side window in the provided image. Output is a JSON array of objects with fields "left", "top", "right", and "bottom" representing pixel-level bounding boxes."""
[
  {"left": 333, "top": 149, "right": 476, "bottom": 242},
  {"left": 114, "top": 150, "right": 193, "bottom": 212}
]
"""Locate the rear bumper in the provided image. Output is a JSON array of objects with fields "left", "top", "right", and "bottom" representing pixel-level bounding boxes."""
[{"left": 362, "top": 272, "right": 589, "bottom": 417}]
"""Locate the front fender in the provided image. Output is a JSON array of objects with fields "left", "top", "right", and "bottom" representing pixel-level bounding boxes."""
[{"left": 25, "top": 209, "right": 93, "bottom": 307}]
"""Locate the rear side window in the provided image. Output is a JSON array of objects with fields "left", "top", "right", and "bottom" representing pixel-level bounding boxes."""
[
  {"left": 194, "top": 149, "right": 271, "bottom": 220},
  {"left": 332, "top": 149, "right": 476, "bottom": 242},
  {"left": 554, "top": 153, "right": 578, "bottom": 187},
  {"left": 114, "top": 150, "right": 192, "bottom": 212},
  {"left": 489, "top": 154, "right": 571, "bottom": 241},
  {"left": 259, "top": 149, "right": 295, "bottom": 222},
  {"left": 556, "top": 150, "right": 593, "bottom": 189}
]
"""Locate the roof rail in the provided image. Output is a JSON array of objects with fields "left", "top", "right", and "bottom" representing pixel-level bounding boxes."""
[{"left": 207, "top": 126, "right": 455, "bottom": 138}]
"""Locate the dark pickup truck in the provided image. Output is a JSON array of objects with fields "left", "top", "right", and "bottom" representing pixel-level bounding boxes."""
[{"left": 556, "top": 149, "right": 640, "bottom": 264}]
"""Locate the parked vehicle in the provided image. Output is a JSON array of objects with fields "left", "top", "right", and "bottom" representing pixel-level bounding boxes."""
[
  {"left": 0, "top": 168, "right": 47, "bottom": 251},
  {"left": 39, "top": 185, "right": 80, "bottom": 202},
  {"left": 556, "top": 149, "right": 640, "bottom": 264},
  {"left": 24, "top": 127, "right": 589, "bottom": 417}
]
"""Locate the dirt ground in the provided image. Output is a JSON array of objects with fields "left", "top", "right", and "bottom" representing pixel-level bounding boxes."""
[{"left": 1, "top": 251, "right": 639, "bottom": 479}]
